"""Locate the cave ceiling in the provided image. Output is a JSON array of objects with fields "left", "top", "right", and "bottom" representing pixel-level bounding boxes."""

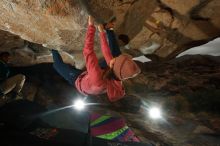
[{"left": 0, "top": 0, "right": 219, "bottom": 67}]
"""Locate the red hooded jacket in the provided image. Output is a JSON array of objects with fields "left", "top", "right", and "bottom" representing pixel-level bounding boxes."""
[{"left": 75, "top": 25, "right": 125, "bottom": 102}]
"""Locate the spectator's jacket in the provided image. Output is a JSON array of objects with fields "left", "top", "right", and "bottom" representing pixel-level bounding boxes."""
[
  {"left": 0, "top": 60, "right": 9, "bottom": 82},
  {"left": 75, "top": 25, "right": 125, "bottom": 102}
]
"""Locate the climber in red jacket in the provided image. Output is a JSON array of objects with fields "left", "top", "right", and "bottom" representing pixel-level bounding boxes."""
[{"left": 52, "top": 16, "right": 140, "bottom": 102}]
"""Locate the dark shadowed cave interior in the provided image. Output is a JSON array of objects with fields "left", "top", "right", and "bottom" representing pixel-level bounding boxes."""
[{"left": 0, "top": 0, "right": 220, "bottom": 146}]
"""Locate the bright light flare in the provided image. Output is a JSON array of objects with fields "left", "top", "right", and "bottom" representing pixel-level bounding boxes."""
[
  {"left": 148, "top": 107, "right": 162, "bottom": 119},
  {"left": 73, "top": 99, "right": 85, "bottom": 110}
]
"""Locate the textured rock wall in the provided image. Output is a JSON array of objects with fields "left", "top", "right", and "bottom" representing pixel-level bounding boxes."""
[
  {"left": 2, "top": 55, "right": 219, "bottom": 146},
  {"left": 0, "top": 0, "right": 220, "bottom": 66},
  {"left": 0, "top": 0, "right": 87, "bottom": 49},
  {"left": 0, "top": 29, "right": 24, "bottom": 51},
  {"left": 1, "top": 1, "right": 220, "bottom": 145},
  {"left": 129, "top": 0, "right": 220, "bottom": 58}
]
